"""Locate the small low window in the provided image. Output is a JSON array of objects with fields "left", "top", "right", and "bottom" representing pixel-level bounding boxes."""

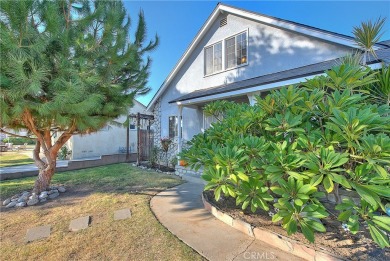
[
  {"left": 203, "top": 111, "right": 223, "bottom": 130},
  {"left": 169, "top": 116, "right": 183, "bottom": 138},
  {"left": 169, "top": 116, "right": 176, "bottom": 138},
  {"left": 129, "top": 124, "right": 136, "bottom": 130}
]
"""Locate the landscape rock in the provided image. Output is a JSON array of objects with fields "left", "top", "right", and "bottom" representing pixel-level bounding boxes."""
[
  {"left": 27, "top": 195, "right": 39, "bottom": 206},
  {"left": 16, "top": 202, "right": 27, "bottom": 207},
  {"left": 3, "top": 198, "right": 11, "bottom": 206},
  {"left": 39, "top": 193, "right": 48, "bottom": 200},
  {"left": 6, "top": 201, "right": 17, "bottom": 208},
  {"left": 58, "top": 187, "right": 66, "bottom": 193},
  {"left": 11, "top": 198, "right": 18, "bottom": 202},
  {"left": 48, "top": 192, "right": 59, "bottom": 199},
  {"left": 22, "top": 191, "right": 30, "bottom": 197},
  {"left": 40, "top": 198, "right": 47, "bottom": 203},
  {"left": 27, "top": 198, "right": 39, "bottom": 206},
  {"left": 17, "top": 197, "right": 28, "bottom": 203},
  {"left": 51, "top": 189, "right": 59, "bottom": 194},
  {"left": 11, "top": 195, "right": 20, "bottom": 200}
]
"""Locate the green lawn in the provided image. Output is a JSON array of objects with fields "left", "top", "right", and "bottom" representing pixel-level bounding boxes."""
[
  {"left": 0, "top": 152, "right": 34, "bottom": 167},
  {"left": 0, "top": 163, "right": 184, "bottom": 198},
  {"left": 0, "top": 164, "right": 203, "bottom": 261}
]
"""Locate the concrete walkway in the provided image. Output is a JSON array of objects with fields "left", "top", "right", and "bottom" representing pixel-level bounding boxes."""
[
  {"left": 0, "top": 156, "right": 104, "bottom": 180},
  {"left": 150, "top": 181, "right": 303, "bottom": 261},
  {"left": 0, "top": 161, "right": 69, "bottom": 175}
]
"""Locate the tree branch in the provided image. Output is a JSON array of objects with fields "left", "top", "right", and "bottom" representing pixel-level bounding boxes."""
[
  {"left": 51, "top": 122, "right": 76, "bottom": 154},
  {"left": 0, "top": 128, "right": 36, "bottom": 139}
]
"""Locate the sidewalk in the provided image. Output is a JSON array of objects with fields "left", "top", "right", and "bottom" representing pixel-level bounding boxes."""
[
  {"left": 0, "top": 161, "right": 69, "bottom": 174},
  {"left": 0, "top": 154, "right": 125, "bottom": 180},
  {"left": 150, "top": 180, "right": 303, "bottom": 261}
]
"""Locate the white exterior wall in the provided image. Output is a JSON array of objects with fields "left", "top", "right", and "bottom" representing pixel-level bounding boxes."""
[
  {"left": 69, "top": 101, "right": 147, "bottom": 160},
  {"left": 157, "top": 13, "right": 352, "bottom": 142}
]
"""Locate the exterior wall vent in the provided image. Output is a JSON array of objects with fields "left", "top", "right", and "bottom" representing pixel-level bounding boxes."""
[{"left": 220, "top": 17, "right": 227, "bottom": 27}]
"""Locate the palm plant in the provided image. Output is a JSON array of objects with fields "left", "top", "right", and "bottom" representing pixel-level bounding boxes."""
[
  {"left": 352, "top": 17, "right": 387, "bottom": 65},
  {"left": 369, "top": 67, "right": 390, "bottom": 106},
  {"left": 334, "top": 51, "right": 362, "bottom": 67}
]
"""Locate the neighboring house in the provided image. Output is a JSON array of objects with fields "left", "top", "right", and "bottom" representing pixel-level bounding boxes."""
[
  {"left": 147, "top": 3, "right": 390, "bottom": 164},
  {"left": 64, "top": 100, "right": 149, "bottom": 160}
]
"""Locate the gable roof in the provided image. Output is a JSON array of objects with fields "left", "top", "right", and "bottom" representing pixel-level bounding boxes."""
[
  {"left": 169, "top": 47, "right": 390, "bottom": 105},
  {"left": 146, "top": 3, "right": 382, "bottom": 111}
]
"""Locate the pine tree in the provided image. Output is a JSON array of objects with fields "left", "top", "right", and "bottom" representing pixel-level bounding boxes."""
[{"left": 0, "top": 0, "right": 158, "bottom": 193}]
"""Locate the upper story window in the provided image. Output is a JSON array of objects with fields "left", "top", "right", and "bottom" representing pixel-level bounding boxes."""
[
  {"left": 226, "top": 31, "right": 247, "bottom": 69},
  {"left": 204, "top": 31, "right": 248, "bottom": 76},
  {"left": 204, "top": 41, "right": 222, "bottom": 75}
]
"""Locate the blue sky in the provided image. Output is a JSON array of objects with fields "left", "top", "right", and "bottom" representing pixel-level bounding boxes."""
[{"left": 124, "top": 1, "right": 390, "bottom": 106}]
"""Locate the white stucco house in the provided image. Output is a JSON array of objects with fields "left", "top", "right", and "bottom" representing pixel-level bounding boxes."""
[
  {"left": 146, "top": 3, "right": 390, "bottom": 167},
  {"left": 64, "top": 100, "right": 149, "bottom": 160}
]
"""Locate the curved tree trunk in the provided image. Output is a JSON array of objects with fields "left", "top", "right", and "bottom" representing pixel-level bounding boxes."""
[
  {"left": 22, "top": 110, "right": 75, "bottom": 193},
  {"left": 31, "top": 139, "right": 59, "bottom": 193},
  {"left": 33, "top": 163, "right": 56, "bottom": 193}
]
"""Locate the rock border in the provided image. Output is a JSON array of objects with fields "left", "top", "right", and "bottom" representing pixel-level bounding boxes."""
[
  {"left": 2, "top": 185, "right": 66, "bottom": 208},
  {"left": 202, "top": 192, "right": 346, "bottom": 261}
]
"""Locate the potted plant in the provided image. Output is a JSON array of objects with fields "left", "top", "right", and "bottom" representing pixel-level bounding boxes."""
[{"left": 179, "top": 159, "right": 188, "bottom": 167}]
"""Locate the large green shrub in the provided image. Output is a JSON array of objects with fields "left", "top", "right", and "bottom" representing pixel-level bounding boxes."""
[{"left": 181, "top": 64, "right": 390, "bottom": 248}]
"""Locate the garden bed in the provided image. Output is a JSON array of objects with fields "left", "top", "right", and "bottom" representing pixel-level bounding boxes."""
[
  {"left": 204, "top": 190, "right": 390, "bottom": 261},
  {"left": 138, "top": 162, "right": 175, "bottom": 173}
]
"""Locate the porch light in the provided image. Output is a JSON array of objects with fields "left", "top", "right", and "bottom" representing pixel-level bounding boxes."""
[{"left": 241, "top": 56, "right": 247, "bottom": 63}]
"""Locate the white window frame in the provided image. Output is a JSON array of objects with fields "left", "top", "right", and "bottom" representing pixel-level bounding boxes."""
[
  {"left": 204, "top": 41, "right": 223, "bottom": 76},
  {"left": 225, "top": 30, "right": 248, "bottom": 70},
  {"left": 169, "top": 116, "right": 182, "bottom": 138}
]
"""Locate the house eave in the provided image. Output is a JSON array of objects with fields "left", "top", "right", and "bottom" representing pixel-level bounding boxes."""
[
  {"left": 173, "top": 74, "right": 322, "bottom": 106},
  {"left": 171, "top": 61, "right": 384, "bottom": 106}
]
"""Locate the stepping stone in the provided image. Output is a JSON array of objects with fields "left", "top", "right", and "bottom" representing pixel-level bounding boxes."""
[
  {"left": 114, "top": 208, "right": 132, "bottom": 220},
  {"left": 26, "top": 225, "right": 51, "bottom": 242},
  {"left": 69, "top": 216, "right": 90, "bottom": 232}
]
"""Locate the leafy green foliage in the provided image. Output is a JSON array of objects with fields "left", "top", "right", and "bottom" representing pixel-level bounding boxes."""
[{"left": 181, "top": 64, "right": 390, "bottom": 247}]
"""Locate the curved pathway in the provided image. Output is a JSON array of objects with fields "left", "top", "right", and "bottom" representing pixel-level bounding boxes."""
[{"left": 150, "top": 181, "right": 303, "bottom": 261}]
